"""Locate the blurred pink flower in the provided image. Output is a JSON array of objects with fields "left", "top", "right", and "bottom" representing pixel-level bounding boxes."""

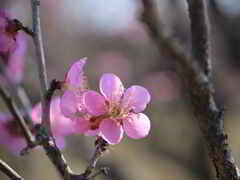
[
  {"left": 0, "top": 11, "right": 27, "bottom": 84},
  {"left": 62, "top": 73, "right": 151, "bottom": 144},
  {"left": 0, "top": 113, "right": 29, "bottom": 154},
  {"left": 0, "top": 96, "right": 74, "bottom": 154},
  {"left": 32, "top": 97, "right": 76, "bottom": 149},
  {"left": 5, "top": 32, "right": 26, "bottom": 83},
  {"left": 0, "top": 11, "right": 18, "bottom": 54}
]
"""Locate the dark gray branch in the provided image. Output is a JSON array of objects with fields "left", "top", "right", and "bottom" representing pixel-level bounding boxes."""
[
  {"left": 0, "top": 159, "right": 24, "bottom": 180},
  {"left": 186, "top": 1, "right": 240, "bottom": 179},
  {"left": 186, "top": 0, "right": 211, "bottom": 76},
  {"left": 141, "top": 0, "right": 240, "bottom": 179},
  {"left": 39, "top": 134, "right": 108, "bottom": 180}
]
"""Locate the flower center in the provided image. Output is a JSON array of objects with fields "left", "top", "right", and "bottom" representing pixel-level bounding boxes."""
[
  {"left": 88, "top": 101, "right": 127, "bottom": 130},
  {"left": 109, "top": 105, "right": 122, "bottom": 118},
  {"left": 89, "top": 114, "right": 108, "bottom": 130}
]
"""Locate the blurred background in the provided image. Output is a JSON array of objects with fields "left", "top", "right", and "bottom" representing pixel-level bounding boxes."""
[{"left": 0, "top": 0, "right": 240, "bottom": 179}]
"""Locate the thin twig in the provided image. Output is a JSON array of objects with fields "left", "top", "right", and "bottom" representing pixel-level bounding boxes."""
[
  {"left": 70, "top": 138, "right": 109, "bottom": 180},
  {"left": 16, "top": 86, "right": 32, "bottom": 124},
  {"left": 30, "top": 0, "right": 51, "bottom": 136},
  {"left": 141, "top": 0, "right": 240, "bottom": 179},
  {"left": 0, "top": 60, "right": 33, "bottom": 126},
  {"left": 85, "top": 167, "right": 109, "bottom": 180},
  {"left": 12, "top": 19, "right": 34, "bottom": 36},
  {"left": 0, "top": 84, "right": 35, "bottom": 147},
  {"left": 83, "top": 138, "right": 109, "bottom": 177},
  {"left": 39, "top": 132, "right": 108, "bottom": 180},
  {"left": 0, "top": 159, "right": 24, "bottom": 180},
  {"left": 42, "top": 79, "right": 61, "bottom": 137},
  {"left": 31, "top": 0, "right": 48, "bottom": 95},
  {"left": 30, "top": 0, "right": 110, "bottom": 172}
]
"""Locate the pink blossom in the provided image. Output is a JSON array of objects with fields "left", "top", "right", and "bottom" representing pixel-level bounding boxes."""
[
  {"left": 0, "top": 11, "right": 18, "bottom": 54},
  {"left": 0, "top": 11, "right": 27, "bottom": 84},
  {"left": 5, "top": 32, "right": 26, "bottom": 83},
  {"left": 32, "top": 97, "right": 76, "bottom": 149},
  {"left": 62, "top": 73, "right": 151, "bottom": 144},
  {"left": 0, "top": 113, "right": 28, "bottom": 154},
  {"left": 0, "top": 97, "right": 73, "bottom": 154},
  {"left": 60, "top": 58, "right": 88, "bottom": 118}
]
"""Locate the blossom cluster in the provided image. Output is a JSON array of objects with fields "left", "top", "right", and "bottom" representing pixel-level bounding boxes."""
[
  {"left": 60, "top": 58, "right": 151, "bottom": 144},
  {"left": 0, "top": 11, "right": 151, "bottom": 154}
]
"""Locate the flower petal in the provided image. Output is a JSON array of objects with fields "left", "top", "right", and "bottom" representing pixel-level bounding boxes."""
[
  {"left": 123, "top": 113, "right": 151, "bottom": 139},
  {"left": 65, "top": 58, "right": 87, "bottom": 89},
  {"left": 0, "top": 12, "right": 8, "bottom": 28},
  {"left": 32, "top": 97, "right": 76, "bottom": 136},
  {"left": 50, "top": 97, "right": 75, "bottom": 135},
  {"left": 100, "top": 73, "right": 124, "bottom": 103},
  {"left": 83, "top": 90, "right": 106, "bottom": 116},
  {"left": 60, "top": 90, "right": 78, "bottom": 118},
  {"left": 121, "top": 85, "right": 151, "bottom": 113},
  {"left": 100, "top": 119, "right": 123, "bottom": 144},
  {"left": 0, "top": 33, "right": 15, "bottom": 53},
  {"left": 84, "top": 129, "right": 100, "bottom": 136},
  {"left": 6, "top": 32, "right": 26, "bottom": 84},
  {"left": 74, "top": 117, "right": 90, "bottom": 133},
  {"left": 55, "top": 136, "right": 65, "bottom": 150},
  {"left": 31, "top": 103, "right": 42, "bottom": 124}
]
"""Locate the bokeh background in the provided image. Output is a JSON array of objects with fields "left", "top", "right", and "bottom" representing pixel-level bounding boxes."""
[{"left": 1, "top": 0, "right": 240, "bottom": 179}]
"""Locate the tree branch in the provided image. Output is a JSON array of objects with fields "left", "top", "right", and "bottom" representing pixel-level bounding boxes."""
[
  {"left": 141, "top": 0, "right": 240, "bottom": 179},
  {"left": 30, "top": 0, "right": 51, "bottom": 135},
  {"left": 16, "top": 87, "right": 32, "bottom": 124},
  {"left": 36, "top": 80, "right": 108, "bottom": 180},
  {"left": 1, "top": 3, "right": 109, "bottom": 179},
  {"left": 0, "top": 159, "right": 24, "bottom": 180},
  {"left": 0, "top": 60, "right": 33, "bottom": 127},
  {"left": 31, "top": 0, "right": 48, "bottom": 95},
  {"left": 186, "top": 0, "right": 211, "bottom": 76},
  {"left": 39, "top": 136, "right": 108, "bottom": 180},
  {"left": 186, "top": 1, "right": 240, "bottom": 179},
  {"left": 0, "top": 84, "right": 35, "bottom": 147}
]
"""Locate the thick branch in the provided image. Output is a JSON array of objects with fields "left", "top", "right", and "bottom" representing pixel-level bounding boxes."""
[
  {"left": 186, "top": 1, "right": 240, "bottom": 179},
  {"left": 141, "top": 0, "right": 240, "bottom": 179},
  {"left": 0, "top": 159, "right": 24, "bottom": 180},
  {"left": 186, "top": 0, "right": 211, "bottom": 76}
]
